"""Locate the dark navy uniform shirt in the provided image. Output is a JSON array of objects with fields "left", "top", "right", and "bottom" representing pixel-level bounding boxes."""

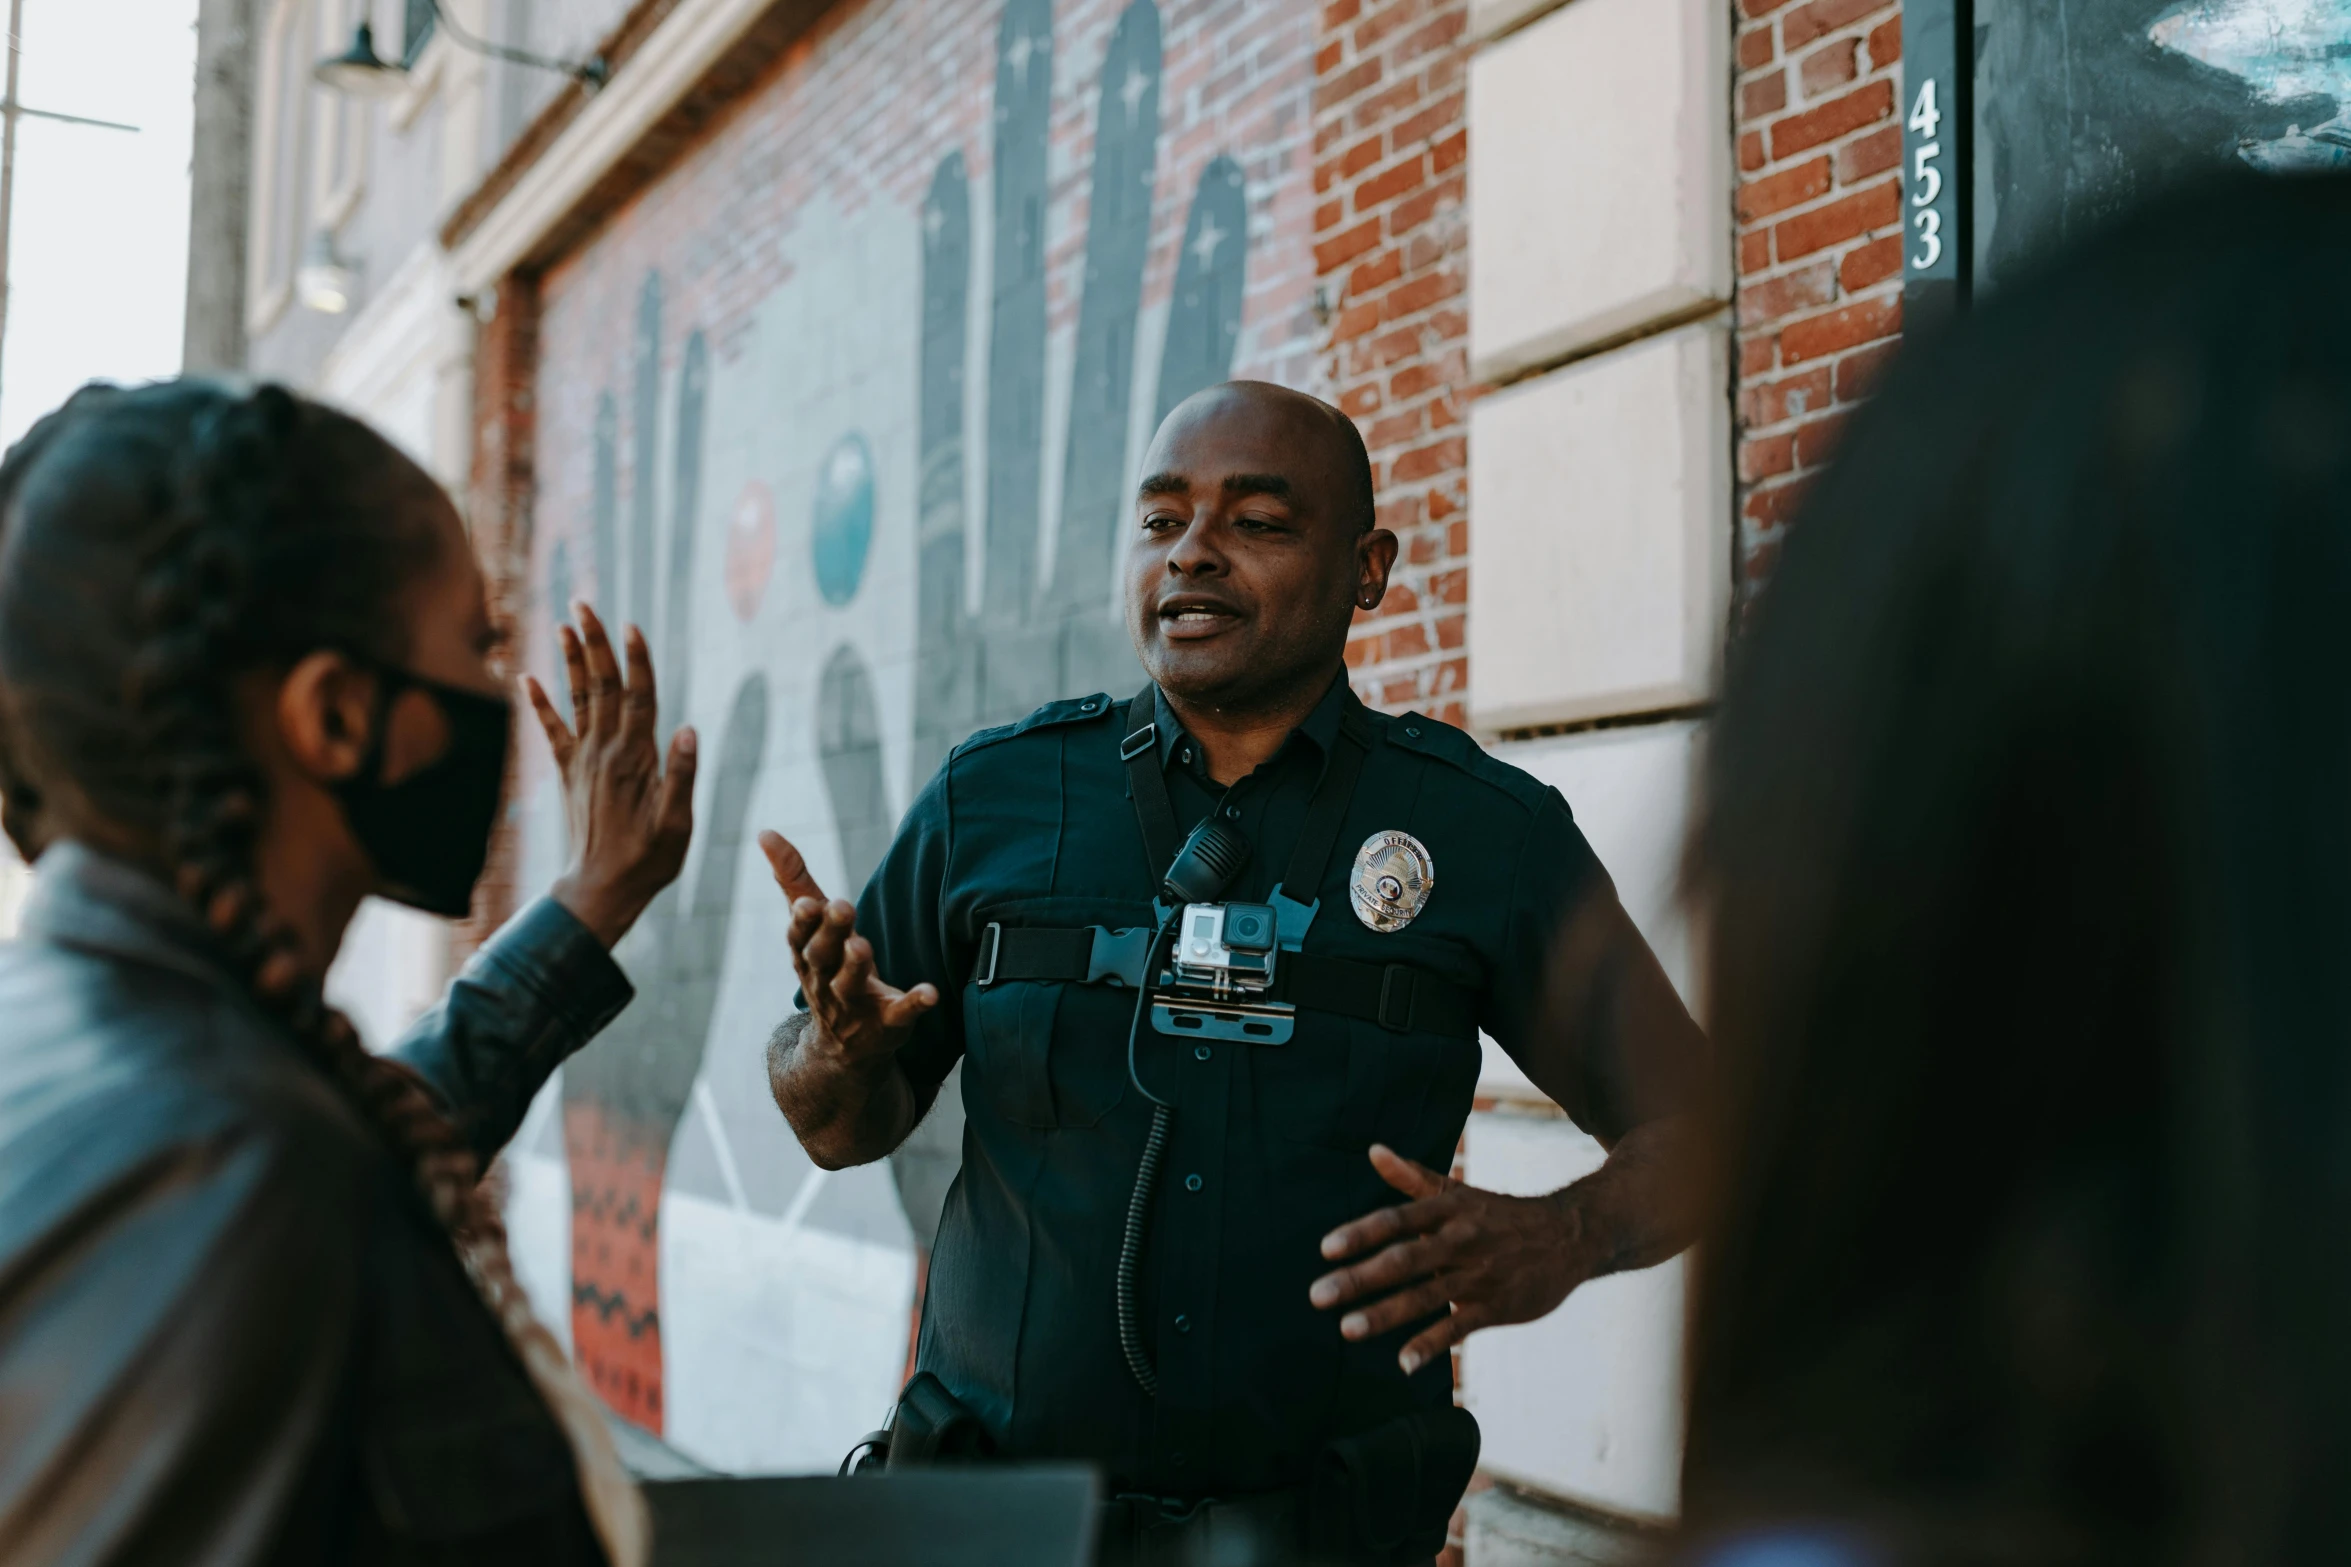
[{"left": 860, "top": 674, "right": 1664, "bottom": 1497}]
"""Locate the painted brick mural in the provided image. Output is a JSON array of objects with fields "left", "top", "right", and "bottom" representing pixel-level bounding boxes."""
[{"left": 499, "top": 0, "right": 1326, "bottom": 1470}]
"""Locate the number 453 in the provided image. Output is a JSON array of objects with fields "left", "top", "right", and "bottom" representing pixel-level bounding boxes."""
[{"left": 1909, "top": 78, "right": 1944, "bottom": 270}]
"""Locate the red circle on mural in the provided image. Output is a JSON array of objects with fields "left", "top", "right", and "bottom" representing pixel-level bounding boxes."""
[{"left": 726, "top": 480, "right": 777, "bottom": 621}]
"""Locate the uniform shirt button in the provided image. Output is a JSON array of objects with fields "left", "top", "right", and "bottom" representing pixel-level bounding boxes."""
[
  {"left": 1174, "top": 1314, "right": 1192, "bottom": 1333},
  {"left": 1179, "top": 746, "right": 1192, "bottom": 764},
  {"left": 1185, "top": 1173, "right": 1203, "bottom": 1192},
  {"left": 1223, "top": 804, "right": 1242, "bottom": 820},
  {"left": 1404, "top": 724, "right": 1420, "bottom": 738},
  {"left": 1194, "top": 1045, "right": 1212, "bottom": 1062}
]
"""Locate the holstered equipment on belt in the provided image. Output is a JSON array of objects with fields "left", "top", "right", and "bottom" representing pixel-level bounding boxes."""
[
  {"left": 1090, "top": 1407, "right": 1483, "bottom": 1567},
  {"left": 840, "top": 1372, "right": 996, "bottom": 1475},
  {"left": 1307, "top": 1405, "right": 1482, "bottom": 1565}
]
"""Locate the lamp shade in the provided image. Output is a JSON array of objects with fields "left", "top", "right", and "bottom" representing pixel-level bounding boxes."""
[{"left": 313, "top": 21, "right": 408, "bottom": 98}]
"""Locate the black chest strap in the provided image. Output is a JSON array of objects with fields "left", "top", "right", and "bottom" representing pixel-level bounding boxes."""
[{"left": 973, "top": 923, "right": 1477, "bottom": 1039}]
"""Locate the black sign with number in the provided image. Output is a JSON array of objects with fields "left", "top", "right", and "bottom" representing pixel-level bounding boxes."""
[{"left": 1902, "top": 0, "right": 1973, "bottom": 335}]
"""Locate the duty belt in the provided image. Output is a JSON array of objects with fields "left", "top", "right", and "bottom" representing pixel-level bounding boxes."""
[{"left": 971, "top": 921, "right": 1477, "bottom": 1039}]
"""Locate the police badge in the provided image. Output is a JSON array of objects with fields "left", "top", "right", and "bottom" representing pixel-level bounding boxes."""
[{"left": 1350, "top": 831, "right": 1435, "bottom": 932}]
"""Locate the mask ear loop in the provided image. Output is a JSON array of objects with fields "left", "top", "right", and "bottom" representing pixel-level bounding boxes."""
[{"left": 334, "top": 650, "right": 414, "bottom": 790}]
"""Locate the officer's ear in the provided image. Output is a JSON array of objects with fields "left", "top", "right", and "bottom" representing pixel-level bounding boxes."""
[{"left": 1354, "top": 525, "right": 1399, "bottom": 613}]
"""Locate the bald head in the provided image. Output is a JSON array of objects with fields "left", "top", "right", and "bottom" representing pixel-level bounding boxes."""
[{"left": 1126, "top": 379, "right": 1398, "bottom": 717}]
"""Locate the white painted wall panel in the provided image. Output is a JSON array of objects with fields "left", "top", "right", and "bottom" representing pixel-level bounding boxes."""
[
  {"left": 1469, "top": 324, "right": 1731, "bottom": 734},
  {"left": 1468, "top": 0, "right": 1731, "bottom": 382},
  {"left": 1478, "top": 720, "right": 1703, "bottom": 1099},
  {"left": 1467, "top": 722, "right": 1701, "bottom": 1523},
  {"left": 1462, "top": 1111, "right": 1687, "bottom": 1523}
]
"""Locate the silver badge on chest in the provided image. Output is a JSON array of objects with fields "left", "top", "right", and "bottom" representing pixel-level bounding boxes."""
[{"left": 1350, "top": 831, "right": 1435, "bottom": 932}]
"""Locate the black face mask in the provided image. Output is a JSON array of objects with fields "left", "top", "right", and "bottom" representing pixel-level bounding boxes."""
[{"left": 331, "top": 662, "right": 513, "bottom": 918}]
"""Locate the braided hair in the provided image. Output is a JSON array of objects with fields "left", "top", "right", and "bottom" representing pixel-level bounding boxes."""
[{"left": 0, "top": 381, "right": 646, "bottom": 1566}]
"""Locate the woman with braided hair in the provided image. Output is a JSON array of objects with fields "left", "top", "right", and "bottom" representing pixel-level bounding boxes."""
[{"left": 0, "top": 380, "right": 702, "bottom": 1565}]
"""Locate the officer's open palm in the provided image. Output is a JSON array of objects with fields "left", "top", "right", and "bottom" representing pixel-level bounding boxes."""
[
  {"left": 759, "top": 830, "right": 937, "bottom": 1063},
  {"left": 1309, "top": 1145, "right": 1588, "bottom": 1377}
]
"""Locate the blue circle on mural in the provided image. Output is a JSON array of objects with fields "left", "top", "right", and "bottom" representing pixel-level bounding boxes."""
[{"left": 811, "top": 432, "right": 875, "bottom": 606}]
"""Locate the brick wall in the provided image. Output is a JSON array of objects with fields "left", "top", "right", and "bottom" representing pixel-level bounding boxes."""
[
  {"left": 1316, "top": 0, "right": 1472, "bottom": 728},
  {"left": 463, "top": 273, "right": 542, "bottom": 947},
  {"left": 1733, "top": 0, "right": 1904, "bottom": 594}
]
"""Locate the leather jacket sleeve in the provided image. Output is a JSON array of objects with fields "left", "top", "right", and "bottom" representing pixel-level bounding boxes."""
[
  {"left": 0, "top": 1075, "right": 368, "bottom": 1565},
  {"left": 388, "top": 897, "right": 634, "bottom": 1164}
]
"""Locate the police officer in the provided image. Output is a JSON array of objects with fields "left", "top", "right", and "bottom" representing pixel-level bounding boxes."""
[{"left": 761, "top": 381, "right": 1704, "bottom": 1565}]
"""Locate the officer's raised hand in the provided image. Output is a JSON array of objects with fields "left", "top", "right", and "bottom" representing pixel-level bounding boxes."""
[{"left": 759, "top": 830, "right": 938, "bottom": 1167}]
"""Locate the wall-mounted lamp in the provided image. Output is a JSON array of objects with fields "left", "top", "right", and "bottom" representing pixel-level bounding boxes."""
[
  {"left": 297, "top": 230, "right": 359, "bottom": 314},
  {"left": 314, "top": 3, "right": 608, "bottom": 98}
]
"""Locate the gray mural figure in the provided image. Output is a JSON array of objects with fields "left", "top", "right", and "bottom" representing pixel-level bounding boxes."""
[
  {"left": 825, "top": 0, "right": 1252, "bottom": 1253},
  {"left": 557, "top": 294, "right": 773, "bottom": 1434}
]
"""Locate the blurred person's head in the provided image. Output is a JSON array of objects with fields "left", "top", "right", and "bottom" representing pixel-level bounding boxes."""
[
  {"left": 1685, "top": 176, "right": 2351, "bottom": 1564},
  {"left": 0, "top": 379, "right": 632, "bottom": 1545}
]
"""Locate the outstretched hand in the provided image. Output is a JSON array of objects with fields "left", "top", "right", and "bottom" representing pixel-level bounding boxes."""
[
  {"left": 525, "top": 602, "right": 698, "bottom": 948},
  {"left": 1309, "top": 1144, "right": 1593, "bottom": 1377},
  {"left": 758, "top": 830, "right": 937, "bottom": 1070}
]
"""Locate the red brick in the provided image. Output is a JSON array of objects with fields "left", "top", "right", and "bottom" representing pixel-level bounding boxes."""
[
  {"left": 1799, "top": 38, "right": 1858, "bottom": 95},
  {"left": 1385, "top": 267, "right": 1462, "bottom": 318},
  {"left": 1794, "top": 408, "right": 1852, "bottom": 467},
  {"left": 1315, "top": 197, "right": 1344, "bottom": 232},
  {"left": 1741, "top": 130, "right": 1767, "bottom": 171},
  {"left": 1406, "top": 528, "right": 1440, "bottom": 565},
  {"left": 1388, "top": 364, "right": 1437, "bottom": 401},
  {"left": 1344, "top": 634, "right": 1376, "bottom": 670},
  {"left": 1394, "top": 91, "right": 1463, "bottom": 150},
  {"left": 1334, "top": 299, "right": 1383, "bottom": 340},
  {"left": 1430, "top": 566, "right": 1467, "bottom": 604},
  {"left": 1781, "top": 293, "right": 1902, "bottom": 363},
  {"left": 1355, "top": 0, "right": 1436, "bottom": 52},
  {"left": 1380, "top": 675, "right": 1419, "bottom": 705},
  {"left": 1435, "top": 614, "right": 1464, "bottom": 651},
  {"left": 1315, "top": 216, "right": 1384, "bottom": 271},
  {"left": 1355, "top": 155, "right": 1428, "bottom": 210},
  {"left": 1317, "top": 39, "right": 1345, "bottom": 74},
  {"left": 1391, "top": 436, "right": 1465, "bottom": 483},
  {"left": 1446, "top": 517, "right": 1467, "bottom": 556},
  {"left": 1382, "top": 581, "right": 1422, "bottom": 614},
  {"left": 1739, "top": 365, "right": 1831, "bottom": 429},
  {"left": 1741, "top": 70, "right": 1788, "bottom": 120},
  {"left": 1740, "top": 0, "right": 1794, "bottom": 18},
  {"left": 1339, "top": 384, "right": 1382, "bottom": 418},
  {"left": 1740, "top": 335, "right": 1778, "bottom": 377},
  {"left": 1742, "top": 476, "right": 1813, "bottom": 528},
  {"left": 1740, "top": 432, "right": 1796, "bottom": 483},
  {"left": 1738, "top": 23, "right": 1777, "bottom": 69},
  {"left": 1839, "top": 233, "right": 1902, "bottom": 292},
  {"left": 1340, "top": 132, "right": 1385, "bottom": 180},
  {"left": 1784, "top": 0, "right": 1887, "bottom": 50},
  {"left": 1389, "top": 171, "right": 1463, "bottom": 233},
  {"left": 1394, "top": 8, "right": 1465, "bottom": 67},
  {"left": 1738, "top": 258, "right": 1836, "bottom": 323},
  {"left": 1384, "top": 622, "right": 1432, "bottom": 660},
  {"left": 1350, "top": 248, "right": 1404, "bottom": 295},
  {"left": 1314, "top": 57, "right": 1382, "bottom": 114},
  {"left": 1866, "top": 14, "right": 1899, "bottom": 67},
  {"left": 1367, "top": 407, "right": 1424, "bottom": 448},
  {"left": 1324, "top": 0, "right": 1363, "bottom": 26},
  {"left": 1770, "top": 78, "right": 1893, "bottom": 159},
  {"left": 1834, "top": 338, "right": 1901, "bottom": 402},
  {"left": 1431, "top": 128, "right": 1465, "bottom": 174},
  {"left": 1426, "top": 486, "right": 1459, "bottom": 520},
  {"left": 1737, "top": 155, "right": 1830, "bottom": 222},
  {"left": 1426, "top": 391, "right": 1460, "bottom": 428},
  {"left": 1835, "top": 123, "right": 1901, "bottom": 183},
  {"left": 1364, "top": 323, "right": 1423, "bottom": 367},
  {"left": 1378, "top": 495, "right": 1425, "bottom": 531},
  {"left": 1740, "top": 228, "right": 1772, "bottom": 274},
  {"left": 1774, "top": 179, "right": 1899, "bottom": 259}
]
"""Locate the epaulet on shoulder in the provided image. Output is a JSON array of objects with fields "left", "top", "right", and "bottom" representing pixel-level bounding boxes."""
[
  {"left": 948, "top": 692, "right": 1117, "bottom": 764},
  {"left": 1381, "top": 709, "right": 1553, "bottom": 813}
]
